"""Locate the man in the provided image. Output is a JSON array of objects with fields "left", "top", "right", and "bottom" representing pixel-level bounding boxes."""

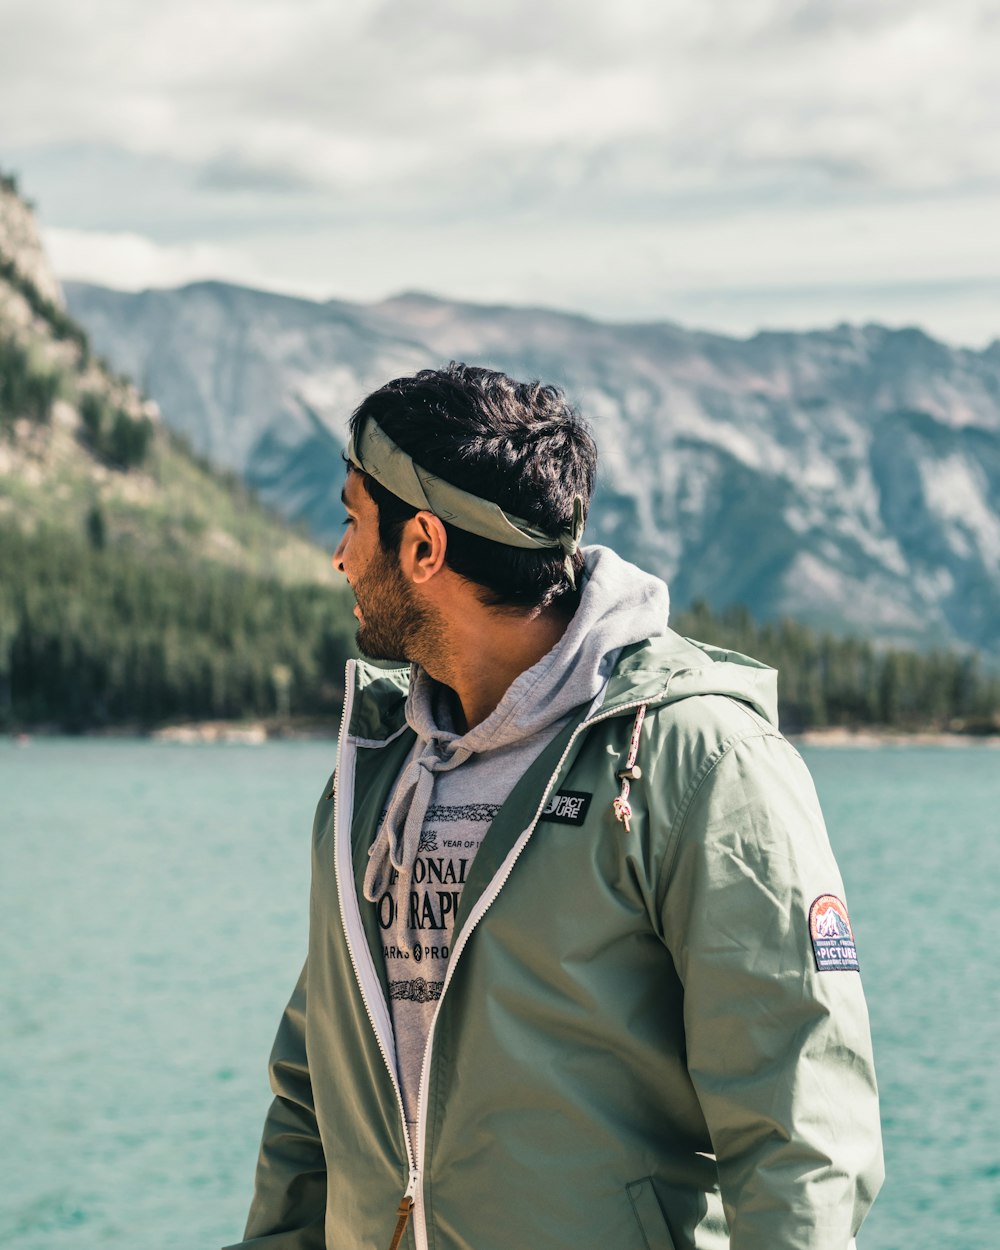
[{"left": 228, "top": 363, "right": 883, "bottom": 1250}]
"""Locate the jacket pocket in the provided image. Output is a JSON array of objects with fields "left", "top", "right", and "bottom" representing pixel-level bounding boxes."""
[{"left": 627, "top": 1177, "right": 677, "bottom": 1250}]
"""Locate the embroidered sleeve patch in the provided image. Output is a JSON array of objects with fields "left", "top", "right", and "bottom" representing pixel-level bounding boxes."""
[{"left": 809, "top": 894, "right": 860, "bottom": 972}]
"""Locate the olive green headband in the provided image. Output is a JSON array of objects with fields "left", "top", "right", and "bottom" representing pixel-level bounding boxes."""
[{"left": 346, "top": 416, "right": 585, "bottom": 587}]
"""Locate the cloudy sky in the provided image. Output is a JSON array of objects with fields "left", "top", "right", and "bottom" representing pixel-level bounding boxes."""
[{"left": 2, "top": 0, "right": 999, "bottom": 345}]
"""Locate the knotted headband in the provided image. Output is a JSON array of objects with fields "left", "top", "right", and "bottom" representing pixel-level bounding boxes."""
[{"left": 346, "top": 416, "right": 585, "bottom": 586}]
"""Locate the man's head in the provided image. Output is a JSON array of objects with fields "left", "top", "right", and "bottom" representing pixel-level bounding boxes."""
[{"left": 333, "top": 363, "right": 597, "bottom": 662}]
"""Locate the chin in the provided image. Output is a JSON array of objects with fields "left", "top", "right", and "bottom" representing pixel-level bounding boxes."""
[{"left": 355, "top": 627, "right": 408, "bottom": 665}]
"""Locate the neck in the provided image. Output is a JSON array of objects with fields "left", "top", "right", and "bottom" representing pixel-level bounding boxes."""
[{"left": 415, "top": 598, "right": 573, "bottom": 732}]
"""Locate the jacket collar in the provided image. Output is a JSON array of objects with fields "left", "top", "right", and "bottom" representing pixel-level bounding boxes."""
[{"left": 344, "top": 627, "right": 779, "bottom": 746}]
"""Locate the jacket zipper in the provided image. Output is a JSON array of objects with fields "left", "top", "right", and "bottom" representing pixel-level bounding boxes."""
[
  {"left": 332, "top": 661, "right": 421, "bottom": 1249},
  {"left": 338, "top": 666, "right": 654, "bottom": 1250},
  {"left": 408, "top": 694, "right": 654, "bottom": 1250}
]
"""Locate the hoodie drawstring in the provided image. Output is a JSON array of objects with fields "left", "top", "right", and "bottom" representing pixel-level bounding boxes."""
[
  {"left": 364, "top": 739, "right": 473, "bottom": 901},
  {"left": 612, "top": 704, "right": 647, "bottom": 833}
]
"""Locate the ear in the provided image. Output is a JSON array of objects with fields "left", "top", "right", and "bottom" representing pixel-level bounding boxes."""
[{"left": 399, "top": 510, "right": 448, "bottom": 584}]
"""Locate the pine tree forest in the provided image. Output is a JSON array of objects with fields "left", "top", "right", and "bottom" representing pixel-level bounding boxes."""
[{"left": 1, "top": 522, "right": 997, "bottom": 734}]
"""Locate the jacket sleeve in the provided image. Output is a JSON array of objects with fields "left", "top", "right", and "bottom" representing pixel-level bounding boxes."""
[
  {"left": 660, "top": 730, "right": 884, "bottom": 1250},
  {"left": 223, "top": 962, "right": 327, "bottom": 1250}
]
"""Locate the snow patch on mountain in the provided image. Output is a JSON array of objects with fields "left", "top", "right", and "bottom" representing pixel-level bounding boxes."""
[{"left": 920, "top": 454, "right": 1000, "bottom": 566}]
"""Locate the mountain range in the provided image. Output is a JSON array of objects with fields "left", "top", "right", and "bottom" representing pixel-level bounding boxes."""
[{"left": 64, "top": 279, "right": 1000, "bottom": 656}]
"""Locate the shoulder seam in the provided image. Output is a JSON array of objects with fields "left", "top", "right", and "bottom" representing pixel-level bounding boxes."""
[
  {"left": 655, "top": 724, "right": 776, "bottom": 897},
  {"left": 726, "top": 695, "right": 779, "bottom": 734}
]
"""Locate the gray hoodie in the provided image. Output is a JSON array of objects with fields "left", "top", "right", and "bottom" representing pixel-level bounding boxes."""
[{"left": 365, "top": 546, "right": 670, "bottom": 1130}]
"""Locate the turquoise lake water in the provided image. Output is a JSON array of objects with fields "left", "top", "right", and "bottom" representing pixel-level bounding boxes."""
[{"left": 1, "top": 738, "right": 998, "bottom": 1249}]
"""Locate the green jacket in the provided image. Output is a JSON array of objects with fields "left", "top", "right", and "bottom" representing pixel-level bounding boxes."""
[{"left": 228, "top": 632, "right": 883, "bottom": 1250}]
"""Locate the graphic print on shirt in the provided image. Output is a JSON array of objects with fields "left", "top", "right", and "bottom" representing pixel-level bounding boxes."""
[
  {"left": 377, "top": 802, "right": 501, "bottom": 998},
  {"left": 378, "top": 799, "right": 503, "bottom": 1128}
]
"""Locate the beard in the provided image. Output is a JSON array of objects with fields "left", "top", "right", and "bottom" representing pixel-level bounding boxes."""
[{"left": 351, "top": 543, "right": 433, "bottom": 663}]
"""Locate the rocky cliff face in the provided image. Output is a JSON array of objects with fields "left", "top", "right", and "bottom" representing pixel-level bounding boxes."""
[
  {"left": 0, "top": 177, "right": 64, "bottom": 308},
  {"left": 0, "top": 182, "right": 331, "bottom": 587},
  {"left": 64, "top": 280, "right": 1000, "bottom": 656}
]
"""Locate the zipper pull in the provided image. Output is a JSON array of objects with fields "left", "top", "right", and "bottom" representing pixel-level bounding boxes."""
[{"left": 386, "top": 1171, "right": 419, "bottom": 1250}]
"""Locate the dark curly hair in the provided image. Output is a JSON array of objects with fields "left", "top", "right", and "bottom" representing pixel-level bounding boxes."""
[{"left": 347, "top": 362, "right": 597, "bottom": 609}]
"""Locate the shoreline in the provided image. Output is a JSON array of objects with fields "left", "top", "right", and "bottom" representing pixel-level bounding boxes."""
[
  {"left": 5, "top": 717, "right": 339, "bottom": 744},
  {"left": 5, "top": 720, "right": 1000, "bottom": 747},
  {"left": 151, "top": 717, "right": 339, "bottom": 743},
  {"left": 790, "top": 726, "right": 1000, "bottom": 748}
]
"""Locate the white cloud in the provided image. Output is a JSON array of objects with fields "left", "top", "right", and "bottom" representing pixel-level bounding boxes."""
[
  {"left": 4, "top": 0, "right": 999, "bottom": 195},
  {"left": 42, "top": 227, "right": 264, "bottom": 293},
  {"left": 4, "top": 0, "right": 1000, "bottom": 342}
]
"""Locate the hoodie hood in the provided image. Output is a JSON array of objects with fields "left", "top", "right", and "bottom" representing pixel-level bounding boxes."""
[
  {"left": 599, "top": 632, "right": 780, "bottom": 729},
  {"left": 362, "top": 545, "right": 671, "bottom": 900}
]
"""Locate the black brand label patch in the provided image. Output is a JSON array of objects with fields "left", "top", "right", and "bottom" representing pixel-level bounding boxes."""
[
  {"left": 540, "top": 789, "right": 592, "bottom": 826},
  {"left": 809, "top": 894, "right": 860, "bottom": 972}
]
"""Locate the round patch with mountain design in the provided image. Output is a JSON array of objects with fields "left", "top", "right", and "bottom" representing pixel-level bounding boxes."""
[{"left": 809, "top": 894, "right": 860, "bottom": 972}]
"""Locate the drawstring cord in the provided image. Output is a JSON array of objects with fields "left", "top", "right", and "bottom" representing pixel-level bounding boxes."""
[{"left": 612, "top": 704, "right": 647, "bottom": 832}]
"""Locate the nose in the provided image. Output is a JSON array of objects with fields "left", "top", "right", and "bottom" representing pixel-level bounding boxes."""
[{"left": 331, "top": 533, "right": 347, "bottom": 576}]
